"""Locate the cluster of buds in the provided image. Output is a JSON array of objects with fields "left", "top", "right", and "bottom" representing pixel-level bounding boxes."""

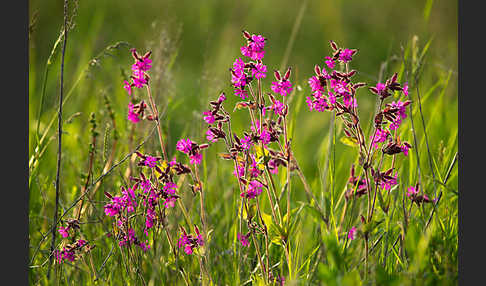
[{"left": 345, "top": 165, "right": 368, "bottom": 200}]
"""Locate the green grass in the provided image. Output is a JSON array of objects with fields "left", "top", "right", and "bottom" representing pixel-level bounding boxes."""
[{"left": 29, "top": 0, "right": 457, "bottom": 284}]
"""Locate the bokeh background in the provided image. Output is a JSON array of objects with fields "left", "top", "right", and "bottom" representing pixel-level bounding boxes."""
[{"left": 29, "top": 0, "right": 457, "bottom": 284}]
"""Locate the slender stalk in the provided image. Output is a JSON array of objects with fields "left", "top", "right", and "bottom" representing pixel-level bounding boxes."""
[
  {"left": 145, "top": 84, "right": 168, "bottom": 161},
  {"left": 47, "top": 0, "right": 68, "bottom": 278}
]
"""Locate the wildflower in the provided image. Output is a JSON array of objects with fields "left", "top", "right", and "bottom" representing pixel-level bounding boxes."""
[
  {"left": 163, "top": 182, "right": 177, "bottom": 195},
  {"left": 143, "top": 156, "right": 158, "bottom": 168},
  {"left": 339, "top": 48, "right": 356, "bottom": 63},
  {"left": 190, "top": 152, "right": 203, "bottom": 165},
  {"left": 131, "top": 74, "right": 148, "bottom": 88},
  {"left": 241, "top": 135, "right": 253, "bottom": 150},
  {"left": 241, "top": 33, "right": 266, "bottom": 60},
  {"left": 271, "top": 99, "right": 285, "bottom": 116},
  {"left": 58, "top": 226, "right": 69, "bottom": 238},
  {"left": 271, "top": 80, "right": 293, "bottom": 97},
  {"left": 237, "top": 233, "right": 250, "bottom": 247},
  {"left": 348, "top": 226, "right": 357, "bottom": 241},
  {"left": 376, "top": 83, "right": 386, "bottom": 95},
  {"left": 123, "top": 80, "right": 133, "bottom": 95},
  {"left": 260, "top": 128, "right": 271, "bottom": 145},
  {"left": 380, "top": 173, "right": 398, "bottom": 191},
  {"left": 406, "top": 186, "right": 418, "bottom": 197},
  {"left": 203, "top": 110, "right": 215, "bottom": 124},
  {"left": 325, "top": 56, "right": 335, "bottom": 69},
  {"left": 251, "top": 62, "right": 267, "bottom": 79},
  {"left": 176, "top": 139, "right": 193, "bottom": 154},
  {"left": 388, "top": 100, "right": 408, "bottom": 130},
  {"left": 403, "top": 82, "right": 409, "bottom": 96},
  {"left": 308, "top": 76, "right": 324, "bottom": 92},
  {"left": 235, "top": 88, "right": 248, "bottom": 100},
  {"left": 127, "top": 102, "right": 141, "bottom": 123},
  {"left": 206, "top": 129, "right": 218, "bottom": 143},
  {"left": 164, "top": 197, "right": 177, "bottom": 208},
  {"left": 371, "top": 128, "right": 390, "bottom": 149},
  {"left": 241, "top": 180, "right": 263, "bottom": 199}
]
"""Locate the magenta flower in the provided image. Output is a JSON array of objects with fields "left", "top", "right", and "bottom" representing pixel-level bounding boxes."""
[
  {"left": 235, "top": 88, "right": 248, "bottom": 100},
  {"left": 163, "top": 182, "right": 177, "bottom": 195},
  {"left": 325, "top": 56, "right": 335, "bottom": 69},
  {"left": 372, "top": 128, "right": 390, "bottom": 149},
  {"left": 143, "top": 156, "right": 158, "bottom": 168},
  {"left": 339, "top": 48, "right": 356, "bottom": 63},
  {"left": 308, "top": 76, "right": 324, "bottom": 92},
  {"left": 376, "top": 83, "right": 386, "bottom": 95},
  {"left": 241, "top": 135, "right": 253, "bottom": 150},
  {"left": 251, "top": 62, "right": 267, "bottom": 79},
  {"left": 58, "top": 226, "right": 69, "bottom": 238},
  {"left": 164, "top": 197, "right": 177, "bottom": 208},
  {"left": 123, "top": 80, "right": 133, "bottom": 96},
  {"left": 389, "top": 101, "right": 408, "bottom": 130},
  {"left": 401, "top": 143, "right": 411, "bottom": 156},
  {"left": 403, "top": 82, "right": 409, "bottom": 96},
  {"left": 190, "top": 153, "right": 203, "bottom": 165},
  {"left": 132, "top": 75, "right": 147, "bottom": 88},
  {"left": 203, "top": 110, "right": 215, "bottom": 124},
  {"left": 241, "top": 180, "right": 263, "bottom": 199},
  {"left": 406, "top": 186, "right": 418, "bottom": 197},
  {"left": 271, "top": 80, "right": 293, "bottom": 97},
  {"left": 348, "top": 226, "right": 357, "bottom": 241},
  {"left": 380, "top": 173, "right": 398, "bottom": 191},
  {"left": 176, "top": 139, "right": 193, "bottom": 154},
  {"left": 206, "top": 129, "right": 218, "bottom": 143},
  {"left": 127, "top": 102, "right": 141, "bottom": 123},
  {"left": 237, "top": 233, "right": 250, "bottom": 247},
  {"left": 271, "top": 99, "right": 285, "bottom": 115}
]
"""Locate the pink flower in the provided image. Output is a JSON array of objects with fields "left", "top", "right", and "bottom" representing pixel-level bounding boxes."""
[
  {"left": 163, "top": 182, "right": 177, "bottom": 195},
  {"left": 241, "top": 180, "right": 263, "bottom": 199},
  {"left": 176, "top": 139, "right": 193, "bottom": 154},
  {"left": 376, "top": 83, "right": 386, "bottom": 95},
  {"left": 251, "top": 62, "right": 267, "bottom": 79},
  {"left": 372, "top": 128, "right": 390, "bottom": 149},
  {"left": 339, "top": 48, "right": 355, "bottom": 63},
  {"left": 164, "top": 197, "right": 177, "bottom": 208},
  {"left": 271, "top": 99, "right": 285, "bottom": 115},
  {"left": 203, "top": 110, "right": 215, "bottom": 124},
  {"left": 401, "top": 143, "right": 411, "bottom": 156},
  {"left": 241, "top": 135, "right": 253, "bottom": 150},
  {"left": 403, "top": 82, "right": 409, "bottom": 96},
  {"left": 380, "top": 173, "right": 398, "bottom": 191},
  {"left": 127, "top": 103, "right": 141, "bottom": 123},
  {"left": 190, "top": 153, "right": 203, "bottom": 165},
  {"left": 143, "top": 156, "right": 158, "bottom": 168},
  {"left": 237, "top": 233, "right": 250, "bottom": 247},
  {"left": 235, "top": 88, "right": 248, "bottom": 100},
  {"left": 348, "top": 226, "right": 357, "bottom": 241},
  {"left": 123, "top": 80, "right": 133, "bottom": 95},
  {"left": 206, "top": 129, "right": 218, "bottom": 143},
  {"left": 325, "top": 56, "right": 335, "bottom": 69},
  {"left": 308, "top": 76, "right": 324, "bottom": 92},
  {"left": 271, "top": 80, "right": 293, "bottom": 97},
  {"left": 58, "top": 226, "right": 69, "bottom": 238},
  {"left": 232, "top": 58, "right": 245, "bottom": 74},
  {"left": 389, "top": 101, "right": 408, "bottom": 130},
  {"left": 406, "top": 186, "right": 418, "bottom": 197}
]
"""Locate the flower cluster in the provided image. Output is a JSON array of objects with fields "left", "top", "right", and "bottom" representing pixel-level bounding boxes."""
[
  {"left": 178, "top": 226, "right": 204, "bottom": 255},
  {"left": 122, "top": 49, "right": 157, "bottom": 124},
  {"left": 54, "top": 239, "right": 91, "bottom": 264},
  {"left": 57, "top": 219, "right": 80, "bottom": 239},
  {"left": 406, "top": 183, "right": 436, "bottom": 205},
  {"left": 176, "top": 138, "right": 207, "bottom": 165}
]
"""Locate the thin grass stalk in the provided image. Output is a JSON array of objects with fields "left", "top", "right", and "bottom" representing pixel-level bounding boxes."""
[{"left": 47, "top": 0, "right": 68, "bottom": 278}]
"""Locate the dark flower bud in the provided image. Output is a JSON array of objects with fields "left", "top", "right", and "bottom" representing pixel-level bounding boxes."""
[
  {"left": 314, "top": 65, "right": 321, "bottom": 76},
  {"left": 274, "top": 70, "right": 282, "bottom": 81},
  {"left": 284, "top": 67, "right": 291, "bottom": 80},
  {"left": 330, "top": 40, "right": 338, "bottom": 51}
]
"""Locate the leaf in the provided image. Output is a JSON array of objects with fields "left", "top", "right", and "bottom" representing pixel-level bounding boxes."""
[{"left": 340, "top": 136, "right": 358, "bottom": 147}]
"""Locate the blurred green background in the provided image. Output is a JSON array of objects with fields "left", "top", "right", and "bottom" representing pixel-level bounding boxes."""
[{"left": 28, "top": 0, "right": 457, "bottom": 284}]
